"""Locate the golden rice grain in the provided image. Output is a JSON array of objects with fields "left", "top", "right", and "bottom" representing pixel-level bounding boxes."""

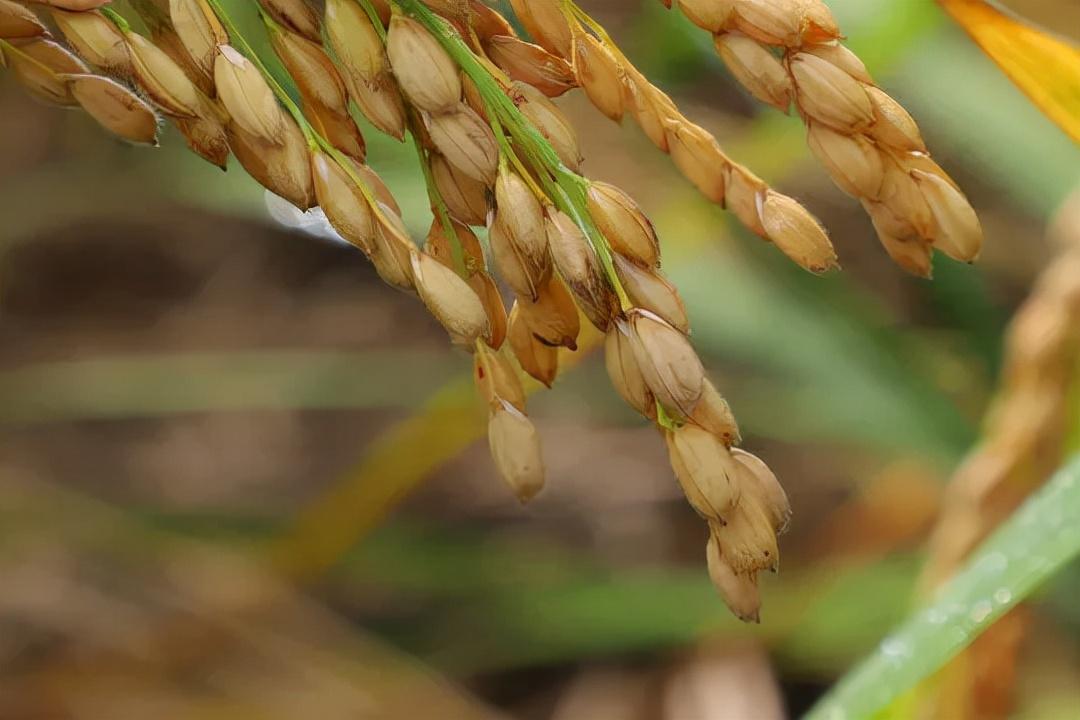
[
  {"left": 227, "top": 113, "right": 315, "bottom": 211},
  {"left": 706, "top": 532, "right": 761, "bottom": 623},
  {"left": 50, "top": 8, "right": 131, "bottom": 74},
  {"left": 67, "top": 72, "right": 160, "bottom": 144},
  {"left": 508, "top": 302, "right": 560, "bottom": 387},
  {"left": 214, "top": 44, "right": 286, "bottom": 144},
  {"left": 488, "top": 399, "right": 545, "bottom": 503},
  {"left": 587, "top": 181, "right": 660, "bottom": 268},
  {"left": 430, "top": 153, "right": 489, "bottom": 224},
  {"left": 0, "top": 0, "right": 46, "bottom": 39},
  {"left": 424, "top": 104, "right": 498, "bottom": 185},
  {"left": 169, "top": 0, "right": 226, "bottom": 78},
  {"left": 544, "top": 209, "right": 619, "bottom": 331},
  {"left": 259, "top": 0, "right": 320, "bottom": 42},
  {"left": 311, "top": 150, "right": 376, "bottom": 253},
  {"left": 625, "top": 308, "right": 704, "bottom": 419},
  {"left": 5, "top": 37, "right": 87, "bottom": 105},
  {"left": 387, "top": 14, "right": 461, "bottom": 114},
  {"left": 486, "top": 35, "right": 575, "bottom": 98},
  {"left": 474, "top": 343, "right": 526, "bottom": 412},
  {"left": 666, "top": 424, "right": 742, "bottom": 522},
  {"left": 411, "top": 250, "right": 491, "bottom": 345},
  {"left": 604, "top": 323, "right": 655, "bottom": 418},
  {"left": 126, "top": 29, "right": 202, "bottom": 117}
]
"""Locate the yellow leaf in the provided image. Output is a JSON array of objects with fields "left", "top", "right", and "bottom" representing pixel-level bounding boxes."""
[{"left": 938, "top": 0, "right": 1080, "bottom": 144}]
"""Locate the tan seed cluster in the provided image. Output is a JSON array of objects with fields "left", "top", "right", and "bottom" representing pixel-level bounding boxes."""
[
  {"left": 671, "top": 0, "right": 983, "bottom": 274},
  {"left": 0, "top": 3, "right": 159, "bottom": 144},
  {"left": 507, "top": 0, "right": 837, "bottom": 274},
  {"left": 1, "top": 0, "right": 988, "bottom": 623},
  {"left": 605, "top": 307, "right": 789, "bottom": 620}
]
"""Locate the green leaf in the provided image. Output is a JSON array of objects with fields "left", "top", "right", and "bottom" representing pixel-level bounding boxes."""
[{"left": 806, "top": 453, "right": 1080, "bottom": 720}]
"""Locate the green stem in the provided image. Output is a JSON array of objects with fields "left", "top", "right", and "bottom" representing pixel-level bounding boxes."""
[
  {"left": 489, "top": 113, "right": 549, "bottom": 204},
  {"left": 99, "top": 6, "right": 132, "bottom": 33},
  {"left": 656, "top": 402, "right": 678, "bottom": 431},
  {"left": 353, "top": 0, "right": 389, "bottom": 38}
]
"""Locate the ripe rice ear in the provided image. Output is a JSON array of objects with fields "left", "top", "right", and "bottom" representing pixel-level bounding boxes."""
[
  {"left": 506, "top": 1, "right": 838, "bottom": 274},
  {"left": 669, "top": 0, "right": 979, "bottom": 271}
]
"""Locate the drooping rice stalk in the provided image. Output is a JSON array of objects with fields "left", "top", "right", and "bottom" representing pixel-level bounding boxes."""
[{"left": 0, "top": 0, "right": 985, "bottom": 622}]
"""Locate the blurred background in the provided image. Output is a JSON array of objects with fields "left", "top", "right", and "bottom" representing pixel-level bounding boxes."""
[{"left": 2, "top": 0, "right": 1079, "bottom": 717}]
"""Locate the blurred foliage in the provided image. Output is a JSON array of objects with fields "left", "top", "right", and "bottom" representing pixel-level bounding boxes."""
[
  {"left": 2, "top": 0, "right": 1080, "bottom": 717},
  {"left": 808, "top": 454, "right": 1080, "bottom": 719}
]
